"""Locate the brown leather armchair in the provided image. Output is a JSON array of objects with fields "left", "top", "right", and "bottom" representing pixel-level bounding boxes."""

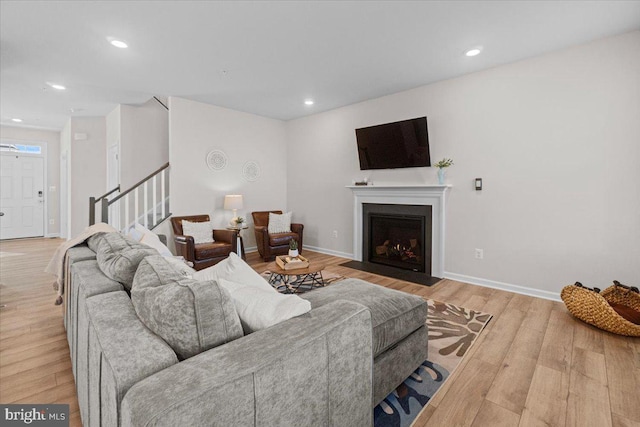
[
  {"left": 170, "top": 215, "right": 238, "bottom": 271},
  {"left": 251, "top": 210, "right": 304, "bottom": 262}
]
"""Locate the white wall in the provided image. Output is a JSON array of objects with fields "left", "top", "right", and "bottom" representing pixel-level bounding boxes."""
[
  {"left": 286, "top": 31, "right": 640, "bottom": 295},
  {"left": 168, "top": 97, "right": 288, "bottom": 249},
  {"left": 69, "top": 117, "right": 107, "bottom": 237},
  {"left": 120, "top": 99, "right": 169, "bottom": 190},
  {"left": 0, "top": 125, "right": 61, "bottom": 236}
]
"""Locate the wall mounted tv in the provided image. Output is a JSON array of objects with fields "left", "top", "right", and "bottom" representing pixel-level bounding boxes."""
[{"left": 355, "top": 117, "right": 430, "bottom": 170}]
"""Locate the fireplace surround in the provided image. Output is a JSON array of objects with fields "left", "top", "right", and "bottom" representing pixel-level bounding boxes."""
[{"left": 346, "top": 184, "right": 449, "bottom": 284}]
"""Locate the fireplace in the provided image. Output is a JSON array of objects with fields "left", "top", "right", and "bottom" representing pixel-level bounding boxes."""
[
  {"left": 369, "top": 214, "right": 425, "bottom": 272},
  {"left": 363, "top": 203, "right": 432, "bottom": 276},
  {"left": 345, "top": 184, "right": 448, "bottom": 286}
]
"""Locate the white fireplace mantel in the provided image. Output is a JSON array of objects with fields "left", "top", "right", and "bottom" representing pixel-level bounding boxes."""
[{"left": 346, "top": 184, "right": 451, "bottom": 278}]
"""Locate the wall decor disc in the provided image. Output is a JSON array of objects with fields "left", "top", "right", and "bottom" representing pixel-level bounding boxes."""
[
  {"left": 242, "top": 161, "right": 261, "bottom": 182},
  {"left": 206, "top": 149, "right": 228, "bottom": 171}
]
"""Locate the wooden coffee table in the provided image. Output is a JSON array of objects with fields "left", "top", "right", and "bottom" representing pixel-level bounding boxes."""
[{"left": 266, "top": 261, "right": 326, "bottom": 294}]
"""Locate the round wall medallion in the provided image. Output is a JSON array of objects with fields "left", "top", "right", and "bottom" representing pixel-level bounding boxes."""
[
  {"left": 206, "top": 150, "right": 228, "bottom": 171},
  {"left": 242, "top": 161, "right": 261, "bottom": 182}
]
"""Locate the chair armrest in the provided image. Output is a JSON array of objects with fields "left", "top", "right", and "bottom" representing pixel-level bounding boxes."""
[
  {"left": 212, "top": 229, "right": 237, "bottom": 245},
  {"left": 174, "top": 235, "right": 195, "bottom": 261},
  {"left": 121, "top": 300, "right": 373, "bottom": 427},
  {"left": 254, "top": 226, "right": 269, "bottom": 257}
]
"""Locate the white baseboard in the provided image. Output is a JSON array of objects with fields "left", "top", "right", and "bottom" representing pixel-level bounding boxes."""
[
  {"left": 45, "top": 233, "right": 60, "bottom": 238},
  {"left": 304, "top": 245, "right": 354, "bottom": 260},
  {"left": 244, "top": 246, "right": 257, "bottom": 254},
  {"left": 443, "top": 271, "right": 561, "bottom": 302}
]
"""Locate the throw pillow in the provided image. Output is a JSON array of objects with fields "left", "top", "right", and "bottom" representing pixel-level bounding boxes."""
[
  {"left": 218, "top": 277, "right": 311, "bottom": 333},
  {"left": 193, "top": 252, "right": 276, "bottom": 294},
  {"left": 131, "top": 255, "right": 244, "bottom": 360},
  {"left": 181, "top": 220, "right": 215, "bottom": 244},
  {"left": 95, "top": 232, "right": 158, "bottom": 290},
  {"left": 267, "top": 212, "right": 292, "bottom": 234},
  {"left": 127, "top": 223, "right": 173, "bottom": 257}
]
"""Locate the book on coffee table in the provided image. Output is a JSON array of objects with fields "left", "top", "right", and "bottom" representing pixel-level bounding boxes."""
[{"left": 276, "top": 255, "right": 310, "bottom": 270}]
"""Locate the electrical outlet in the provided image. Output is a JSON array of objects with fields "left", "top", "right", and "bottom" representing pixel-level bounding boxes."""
[
  {"left": 49, "top": 219, "right": 55, "bottom": 225},
  {"left": 475, "top": 248, "right": 484, "bottom": 259},
  {"left": 332, "top": 230, "right": 338, "bottom": 238}
]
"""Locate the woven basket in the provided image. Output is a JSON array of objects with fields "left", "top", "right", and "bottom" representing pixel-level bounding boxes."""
[{"left": 561, "top": 281, "right": 640, "bottom": 337}]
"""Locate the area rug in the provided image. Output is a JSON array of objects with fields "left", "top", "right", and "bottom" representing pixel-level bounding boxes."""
[
  {"left": 260, "top": 270, "right": 346, "bottom": 293},
  {"left": 374, "top": 300, "right": 492, "bottom": 427}
]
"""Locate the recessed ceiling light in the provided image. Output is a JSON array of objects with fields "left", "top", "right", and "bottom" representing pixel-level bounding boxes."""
[
  {"left": 11, "top": 118, "right": 23, "bottom": 123},
  {"left": 47, "top": 82, "right": 66, "bottom": 90},
  {"left": 109, "top": 39, "right": 128, "bottom": 49},
  {"left": 465, "top": 47, "right": 482, "bottom": 57},
  {"left": 304, "top": 99, "right": 314, "bottom": 106}
]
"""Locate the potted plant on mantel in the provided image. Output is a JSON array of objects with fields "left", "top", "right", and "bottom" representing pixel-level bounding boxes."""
[
  {"left": 288, "top": 239, "right": 299, "bottom": 258},
  {"left": 435, "top": 158, "right": 454, "bottom": 185}
]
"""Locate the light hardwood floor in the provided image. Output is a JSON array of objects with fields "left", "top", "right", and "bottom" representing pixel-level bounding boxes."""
[{"left": 1, "top": 238, "right": 638, "bottom": 426}]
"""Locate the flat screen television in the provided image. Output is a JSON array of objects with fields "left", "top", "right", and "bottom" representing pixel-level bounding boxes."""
[{"left": 355, "top": 117, "right": 430, "bottom": 170}]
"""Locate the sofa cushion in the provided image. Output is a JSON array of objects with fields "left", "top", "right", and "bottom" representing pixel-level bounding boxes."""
[
  {"left": 95, "top": 232, "right": 158, "bottom": 290},
  {"left": 193, "top": 252, "right": 276, "bottom": 294},
  {"left": 300, "top": 278, "right": 427, "bottom": 357},
  {"left": 86, "top": 232, "right": 107, "bottom": 252},
  {"left": 194, "top": 242, "right": 232, "bottom": 260},
  {"left": 131, "top": 255, "right": 243, "bottom": 360},
  {"left": 218, "top": 278, "right": 311, "bottom": 333},
  {"left": 269, "top": 232, "right": 299, "bottom": 247}
]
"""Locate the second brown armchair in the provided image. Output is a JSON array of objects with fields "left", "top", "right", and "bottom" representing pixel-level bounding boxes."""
[
  {"left": 170, "top": 215, "right": 238, "bottom": 271},
  {"left": 251, "top": 210, "right": 304, "bottom": 262}
]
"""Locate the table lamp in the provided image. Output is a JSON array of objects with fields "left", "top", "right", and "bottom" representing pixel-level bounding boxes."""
[{"left": 224, "top": 194, "right": 244, "bottom": 225}]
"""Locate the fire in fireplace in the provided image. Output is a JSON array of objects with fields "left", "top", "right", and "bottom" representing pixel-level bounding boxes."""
[{"left": 369, "top": 214, "right": 425, "bottom": 272}]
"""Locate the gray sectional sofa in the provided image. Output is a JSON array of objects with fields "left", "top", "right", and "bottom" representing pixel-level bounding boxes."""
[{"left": 64, "top": 231, "right": 428, "bottom": 426}]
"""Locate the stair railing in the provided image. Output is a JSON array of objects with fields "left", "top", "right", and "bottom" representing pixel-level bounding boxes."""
[
  {"left": 91, "top": 162, "right": 170, "bottom": 231},
  {"left": 89, "top": 186, "right": 120, "bottom": 225}
]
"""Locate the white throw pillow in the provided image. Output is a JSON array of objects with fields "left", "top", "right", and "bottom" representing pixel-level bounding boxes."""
[
  {"left": 218, "top": 277, "right": 311, "bottom": 333},
  {"left": 182, "top": 220, "right": 214, "bottom": 244},
  {"left": 268, "top": 212, "right": 292, "bottom": 234},
  {"left": 193, "top": 252, "right": 275, "bottom": 293},
  {"left": 128, "top": 223, "right": 173, "bottom": 257}
]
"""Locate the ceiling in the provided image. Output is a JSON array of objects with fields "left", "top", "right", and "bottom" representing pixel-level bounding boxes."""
[{"left": 1, "top": 1, "right": 639, "bottom": 131}]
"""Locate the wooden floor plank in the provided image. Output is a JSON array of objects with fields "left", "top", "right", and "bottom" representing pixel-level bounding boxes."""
[
  {"left": 471, "top": 400, "right": 520, "bottom": 427},
  {"left": 519, "top": 365, "right": 570, "bottom": 427}
]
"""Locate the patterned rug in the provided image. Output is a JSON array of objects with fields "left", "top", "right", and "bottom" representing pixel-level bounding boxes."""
[
  {"left": 260, "top": 270, "right": 346, "bottom": 293},
  {"left": 374, "top": 300, "right": 492, "bottom": 427}
]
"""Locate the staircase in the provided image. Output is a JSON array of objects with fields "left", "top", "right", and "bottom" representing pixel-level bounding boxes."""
[{"left": 89, "top": 162, "right": 171, "bottom": 231}]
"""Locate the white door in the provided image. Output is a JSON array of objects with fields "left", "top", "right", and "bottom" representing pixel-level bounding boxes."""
[{"left": 0, "top": 154, "right": 45, "bottom": 239}]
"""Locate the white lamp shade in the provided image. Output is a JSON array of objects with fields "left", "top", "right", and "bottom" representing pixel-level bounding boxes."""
[{"left": 224, "top": 194, "right": 244, "bottom": 210}]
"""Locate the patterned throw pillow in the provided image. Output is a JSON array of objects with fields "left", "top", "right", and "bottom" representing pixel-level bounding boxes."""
[
  {"left": 181, "top": 220, "right": 214, "bottom": 244},
  {"left": 268, "top": 212, "right": 292, "bottom": 234}
]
